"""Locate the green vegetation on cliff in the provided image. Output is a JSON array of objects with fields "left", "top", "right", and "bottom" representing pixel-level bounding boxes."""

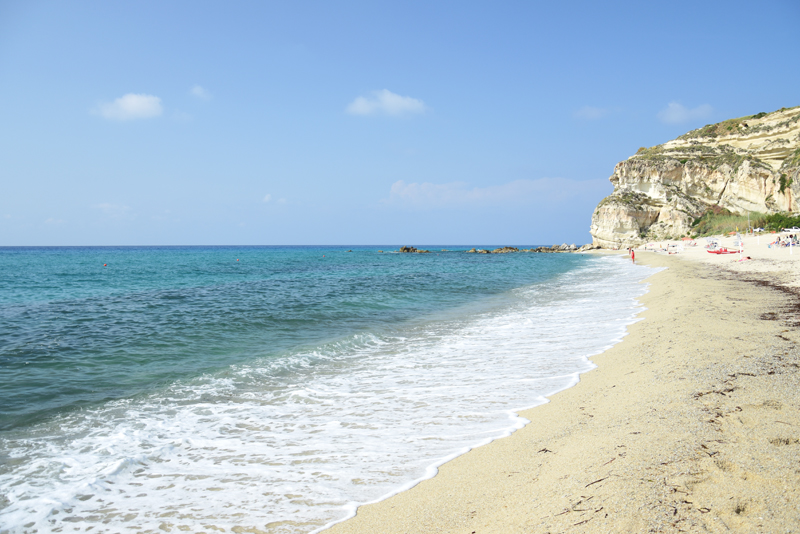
[
  {"left": 597, "top": 190, "right": 661, "bottom": 210},
  {"left": 764, "top": 212, "right": 800, "bottom": 231},
  {"left": 631, "top": 106, "right": 799, "bottom": 173},
  {"left": 679, "top": 116, "right": 755, "bottom": 140},
  {"left": 691, "top": 208, "right": 765, "bottom": 236},
  {"left": 782, "top": 147, "right": 800, "bottom": 173},
  {"left": 632, "top": 144, "right": 771, "bottom": 173},
  {"left": 690, "top": 209, "right": 800, "bottom": 236},
  {"left": 678, "top": 106, "right": 800, "bottom": 140}
]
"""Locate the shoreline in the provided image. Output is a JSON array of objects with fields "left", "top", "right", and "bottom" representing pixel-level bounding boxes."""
[
  {"left": 0, "top": 248, "right": 652, "bottom": 532},
  {"left": 326, "top": 249, "right": 800, "bottom": 532},
  {"left": 316, "top": 253, "right": 649, "bottom": 533}
]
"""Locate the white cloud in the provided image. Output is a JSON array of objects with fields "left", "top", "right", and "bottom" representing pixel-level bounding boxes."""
[
  {"left": 574, "top": 106, "right": 609, "bottom": 120},
  {"left": 94, "top": 203, "right": 132, "bottom": 218},
  {"left": 346, "top": 89, "right": 427, "bottom": 116},
  {"left": 44, "top": 217, "right": 65, "bottom": 224},
  {"left": 263, "top": 194, "right": 272, "bottom": 203},
  {"left": 191, "top": 85, "right": 211, "bottom": 100},
  {"left": 657, "top": 102, "right": 713, "bottom": 124},
  {"left": 385, "top": 178, "right": 609, "bottom": 208},
  {"left": 96, "top": 93, "right": 163, "bottom": 120}
]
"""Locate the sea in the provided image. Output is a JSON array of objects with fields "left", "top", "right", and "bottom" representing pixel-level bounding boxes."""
[{"left": 0, "top": 246, "right": 654, "bottom": 533}]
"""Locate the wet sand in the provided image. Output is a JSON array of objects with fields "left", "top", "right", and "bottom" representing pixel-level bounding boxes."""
[{"left": 326, "top": 250, "right": 800, "bottom": 533}]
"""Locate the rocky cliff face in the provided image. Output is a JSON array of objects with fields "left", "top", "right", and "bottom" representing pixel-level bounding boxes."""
[{"left": 590, "top": 106, "right": 800, "bottom": 248}]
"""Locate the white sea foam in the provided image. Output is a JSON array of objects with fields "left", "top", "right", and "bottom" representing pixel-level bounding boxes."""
[{"left": 0, "top": 256, "right": 657, "bottom": 533}]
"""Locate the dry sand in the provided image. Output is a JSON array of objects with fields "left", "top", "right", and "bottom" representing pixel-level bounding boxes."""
[{"left": 326, "top": 243, "right": 800, "bottom": 533}]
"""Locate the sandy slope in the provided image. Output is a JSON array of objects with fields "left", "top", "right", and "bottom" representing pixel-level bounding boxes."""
[{"left": 326, "top": 249, "right": 800, "bottom": 533}]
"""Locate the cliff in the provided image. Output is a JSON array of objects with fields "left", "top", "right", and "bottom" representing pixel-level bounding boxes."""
[{"left": 590, "top": 106, "right": 800, "bottom": 248}]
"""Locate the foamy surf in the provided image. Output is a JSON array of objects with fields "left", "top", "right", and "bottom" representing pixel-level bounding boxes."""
[{"left": 0, "top": 254, "right": 656, "bottom": 534}]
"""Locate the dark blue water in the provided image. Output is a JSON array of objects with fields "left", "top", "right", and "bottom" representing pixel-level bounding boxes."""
[{"left": 0, "top": 246, "right": 581, "bottom": 431}]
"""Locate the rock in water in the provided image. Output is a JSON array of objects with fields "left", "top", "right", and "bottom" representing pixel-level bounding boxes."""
[{"left": 590, "top": 106, "right": 800, "bottom": 248}]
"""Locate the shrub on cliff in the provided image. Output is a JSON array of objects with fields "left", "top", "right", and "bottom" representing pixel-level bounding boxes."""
[
  {"left": 691, "top": 209, "right": 800, "bottom": 235},
  {"left": 765, "top": 212, "right": 800, "bottom": 231},
  {"left": 691, "top": 209, "right": 766, "bottom": 236}
]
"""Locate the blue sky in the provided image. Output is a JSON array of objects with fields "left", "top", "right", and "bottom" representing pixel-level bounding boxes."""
[{"left": 1, "top": 0, "right": 798, "bottom": 246}]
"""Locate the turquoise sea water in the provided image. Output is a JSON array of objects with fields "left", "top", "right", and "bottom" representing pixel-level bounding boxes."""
[{"left": 0, "top": 246, "right": 653, "bottom": 533}]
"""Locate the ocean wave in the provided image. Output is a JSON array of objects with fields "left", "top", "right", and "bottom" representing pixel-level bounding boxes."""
[{"left": 0, "top": 254, "right": 657, "bottom": 533}]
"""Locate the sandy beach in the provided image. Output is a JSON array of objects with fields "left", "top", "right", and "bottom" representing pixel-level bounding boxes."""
[{"left": 327, "top": 238, "right": 800, "bottom": 533}]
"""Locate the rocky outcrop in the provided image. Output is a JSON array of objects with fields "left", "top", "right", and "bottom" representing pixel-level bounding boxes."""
[
  {"left": 465, "top": 245, "right": 591, "bottom": 253},
  {"left": 532, "top": 243, "right": 580, "bottom": 253},
  {"left": 464, "top": 247, "right": 523, "bottom": 253},
  {"left": 398, "top": 246, "right": 431, "bottom": 253},
  {"left": 590, "top": 106, "right": 800, "bottom": 248}
]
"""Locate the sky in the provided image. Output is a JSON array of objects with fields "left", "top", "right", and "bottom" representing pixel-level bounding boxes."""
[{"left": 1, "top": 0, "right": 799, "bottom": 246}]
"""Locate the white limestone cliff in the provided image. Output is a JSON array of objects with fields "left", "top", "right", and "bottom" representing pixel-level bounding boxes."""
[{"left": 590, "top": 106, "right": 800, "bottom": 248}]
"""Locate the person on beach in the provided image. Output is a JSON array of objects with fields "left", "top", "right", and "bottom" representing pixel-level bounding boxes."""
[{"left": 630, "top": 247, "right": 635, "bottom": 263}]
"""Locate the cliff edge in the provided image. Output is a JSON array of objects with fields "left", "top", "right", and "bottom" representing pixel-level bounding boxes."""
[{"left": 590, "top": 106, "right": 800, "bottom": 248}]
